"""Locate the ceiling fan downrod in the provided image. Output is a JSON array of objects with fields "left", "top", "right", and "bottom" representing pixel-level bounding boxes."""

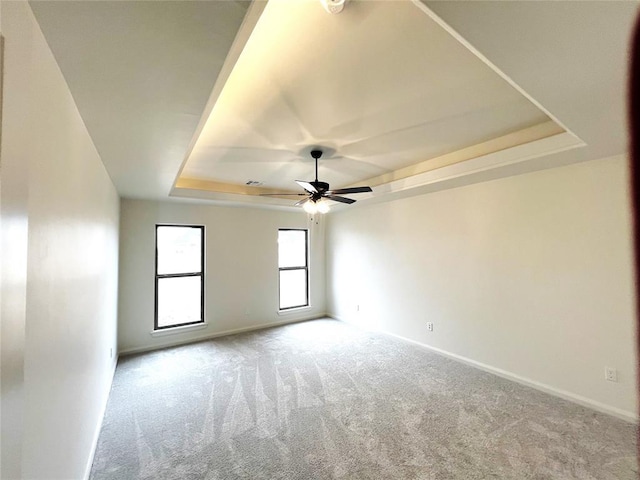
[{"left": 310, "top": 149, "right": 322, "bottom": 183}]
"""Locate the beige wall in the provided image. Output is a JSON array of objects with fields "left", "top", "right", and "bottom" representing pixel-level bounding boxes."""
[
  {"left": 0, "top": 3, "right": 120, "bottom": 479},
  {"left": 118, "top": 199, "right": 326, "bottom": 354},
  {"left": 327, "top": 155, "right": 637, "bottom": 420}
]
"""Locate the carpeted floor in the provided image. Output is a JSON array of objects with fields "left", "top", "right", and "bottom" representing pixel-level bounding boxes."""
[{"left": 90, "top": 319, "right": 637, "bottom": 479}]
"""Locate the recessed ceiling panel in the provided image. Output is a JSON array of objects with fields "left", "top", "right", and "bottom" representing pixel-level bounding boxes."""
[{"left": 177, "top": 0, "right": 561, "bottom": 198}]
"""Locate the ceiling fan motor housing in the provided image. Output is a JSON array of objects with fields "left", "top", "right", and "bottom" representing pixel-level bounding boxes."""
[{"left": 311, "top": 181, "right": 329, "bottom": 193}]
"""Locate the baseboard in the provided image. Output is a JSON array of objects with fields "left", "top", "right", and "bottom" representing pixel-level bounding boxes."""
[
  {"left": 119, "top": 314, "right": 326, "bottom": 356},
  {"left": 83, "top": 354, "right": 119, "bottom": 480},
  {"left": 328, "top": 314, "right": 638, "bottom": 423}
]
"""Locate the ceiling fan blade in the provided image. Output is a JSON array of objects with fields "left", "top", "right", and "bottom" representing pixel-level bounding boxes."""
[
  {"left": 295, "top": 197, "right": 310, "bottom": 207},
  {"left": 326, "top": 186, "right": 372, "bottom": 195},
  {"left": 295, "top": 180, "right": 318, "bottom": 194},
  {"left": 326, "top": 195, "right": 356, "bottom": 205},
  {"left": 259, "top": 193, "right": 307, "bottom": 196}
]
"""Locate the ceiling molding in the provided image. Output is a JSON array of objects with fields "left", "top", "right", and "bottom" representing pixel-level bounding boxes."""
[
  {"left": 175, "top": 177, "right": 301, "bottom": 197},
  {"left": 360, "top": 121, "right": 567, "bottom": 189},
  {"left": 169, "top": 186, "right": 300, "bottom": 212},
  {"left": 367, "top": 131, "right": 585, "bottom": 201},
  {"left": 171, "top": 128, "right": 583, "bottom": 212}
]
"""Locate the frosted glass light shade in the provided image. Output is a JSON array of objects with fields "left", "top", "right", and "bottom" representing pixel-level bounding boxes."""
[
  {"left": 302, "top": 199, "right": 331, "bottom": 214},
  {"left": 303, "top": 201, "right": 318, "bottom": 214},
  {"left": 317, "top": 200, "right": 330, "bottom": 213}
]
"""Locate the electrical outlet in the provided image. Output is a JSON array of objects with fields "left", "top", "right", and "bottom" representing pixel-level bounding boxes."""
[
  {"left": 605, "top": 367, "right": 618, "bottom": 382},
  {"left": 355, "top": 304, "right": 360, "bottom": 312},
  {"left": 427, "top": 322, "right": 433, "bottom": 332},
  {"left": 109, "top": 348, "right": 113, "bottom": 359}
]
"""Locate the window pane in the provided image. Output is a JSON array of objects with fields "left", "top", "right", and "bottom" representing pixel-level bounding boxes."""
[
  {"left": 279, "top": 269, "right": 307, "bottom": 309},
  {"left": 278, "top": 230, "right": 306, "bottom": 268},
  {"left": 157, "top": 276, "right": 202, "bottom": 328},
  {"left": 157, "top": 226, "right": 202, "bottom": 275}
]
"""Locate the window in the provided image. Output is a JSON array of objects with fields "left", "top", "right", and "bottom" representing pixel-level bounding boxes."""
[
  {"left": 278, "top": 229, "right": 308, "bottom": 310},
  {"left": 155, "top": 225, "right": 205, "bottom": 330}
]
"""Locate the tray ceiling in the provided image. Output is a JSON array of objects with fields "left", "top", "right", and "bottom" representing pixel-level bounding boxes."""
[
  {"left": 30, "top": 0, "right": 638, "bottom": 210},
  {"left": 173, "top": 0, "right": 575, "bottom": 206}
]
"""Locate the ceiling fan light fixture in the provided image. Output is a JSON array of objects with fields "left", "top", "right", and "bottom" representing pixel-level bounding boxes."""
[
  {"left": 302, "top": 198, "right": 330, "bottom": 214},
  {"left": 303, "top": 200, "right": 318, "bottom": 214},
  {"left": 317, "top": 199, "right": 331, "bottom": 214}
]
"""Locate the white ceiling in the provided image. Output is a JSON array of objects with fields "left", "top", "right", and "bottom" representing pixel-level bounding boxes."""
[
  {"left": 30, "top": 0, "right": 640, "bottom": 210},
  {"left": 29, "top": 0, "right": 251, "bottom": 199}
]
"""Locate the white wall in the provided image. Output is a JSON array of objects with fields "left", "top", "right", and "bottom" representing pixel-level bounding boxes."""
[
  {"left": 0, "top": 3, "right": 28, "bottom": 475},
  {"left": 0, "top": 3, "right": 120, "bottom": 479},
  {"left": 118, "top": 199, "right": 325, "bottom": 353},
  {"left": 327, "top": 155, "right": 637, "bottom": 419}
]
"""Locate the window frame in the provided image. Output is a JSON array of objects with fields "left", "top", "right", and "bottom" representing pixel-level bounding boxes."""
[
  {"left": 278, "top": 228, "right": 309, "bottom": 311},
  {"left": 154, "top": 224, "right": 205, "bottom": 331}
]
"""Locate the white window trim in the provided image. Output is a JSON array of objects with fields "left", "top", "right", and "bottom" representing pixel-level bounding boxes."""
[
  {"left": 150, "top": 322, "right": 208, "bottom": 337},
  {"left": 277, "top": 305, "right": 312, "bottom": 316},
  {"left": 278, "top": 228, "right": 310, "bottom": 311}
]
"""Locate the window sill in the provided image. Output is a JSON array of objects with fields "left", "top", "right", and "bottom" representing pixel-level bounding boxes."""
[
  {"left": 277, "top": 306, "right": 312, "bottom": 316},
  {"left": 150, "top": 322, "right": 208, "bottom": 337}
]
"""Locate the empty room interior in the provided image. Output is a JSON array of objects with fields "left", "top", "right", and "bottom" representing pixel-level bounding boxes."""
[{"left": 2, "top": 0, "right": 640, "bottom": 478}]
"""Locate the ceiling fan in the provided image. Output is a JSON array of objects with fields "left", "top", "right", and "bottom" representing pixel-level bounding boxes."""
[{"left": 262, "top": 149, "right": 372, "bottom": 213}]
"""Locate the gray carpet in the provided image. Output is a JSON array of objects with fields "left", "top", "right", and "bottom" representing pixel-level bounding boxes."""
[{"left": 90, "top": 319, "right": 637, "bottom": 479}]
